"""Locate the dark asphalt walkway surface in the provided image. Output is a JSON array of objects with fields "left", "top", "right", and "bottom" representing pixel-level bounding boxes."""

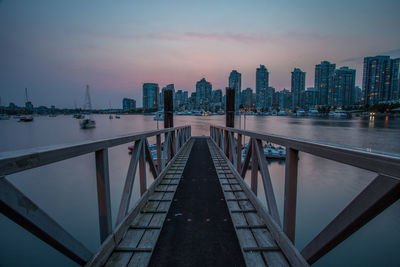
[{"left": 149, "top": 137, "right": 245, "bottom": 267}]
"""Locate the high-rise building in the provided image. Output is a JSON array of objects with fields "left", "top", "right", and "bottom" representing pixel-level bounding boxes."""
[
  {"left": 241, "top": 88, "right": 253, "bottom": 108},
  {"left": 196, "top": 78, "right": 212, "bottom": 109},
  {"left": 212, "top": 89, "right": 223, "bottom": 104},
  {"left": 362, "top": 56, "right": 400, "bottom": 105},
  {"left": 122, "top": 98, "right": 136, "bottom": 111},
  {"left": 353, "top": 86, "right": 362, "bottom": 104},
  {"left": 291, "top": 68, "right": 306, "bottom": 109},
  {"left": 256, "top": 65, "right": 269, "bottom": 109},
  {"left": 315, "top": 61, "right": 336, "bottom": 105},
  {"left": 278, "top": 89, "right": 292, "bottom": 110},
  {"left": 330, "top": 67, "right": 356, "bottom": 107},
  {"left": 303, "top": 88, "right": 319, "bottom": 109},
  {"left": 143, "top": 83, "right": 159, "bottom": 110},
  {"left": 229, "top": 70, "right": 241, "bottom": 110},
  {"left": 265, "top": 87, "right": 275, "bottom": 110}
]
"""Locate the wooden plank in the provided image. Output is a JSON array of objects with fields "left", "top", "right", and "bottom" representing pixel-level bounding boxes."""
[
  {"left": 104, "top": 252, "right": 132, "bottom": 267},
  {"left": 210, "top": 126, "right": 400, "bottom": 180},
  {"left": 254, "top": 139, "right": 281, "bottom": 225},
  {"left": 301, "top": 174, "right": 400, "bottom": 265},
  {"left": 0, "top": 126, "right": 190, "bottom": 177},
  {"left": 116, "top": 140, "right": 143, "bottom": 225},
  {"left": 86, "top": 138, "right": 194, "bottom": 267},
  {"left": 95, "top": 148, "right": 112, "bottom": 243},
  {"left": 0, "top": 177, "right": 92, "bottom": 265},
  {"left": 208, "top": 137, "right": 309, "bottom": 267},
  {"left": 283, "top": 147, "right": 299, "bottom": 242}
]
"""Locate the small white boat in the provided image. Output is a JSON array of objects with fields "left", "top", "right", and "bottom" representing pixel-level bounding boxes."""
[
  {"left": 115, "top": 115, "right": 120, "bottom": 119},
  {"left": 19, "top": 116, "right": 34, "bottom": 122},
  {"left": 296, "top": 110, "right": 306, "bottom": 116},
  {"left": 80, "top": 118, "right": 96, "bottom": 129},
  {"left": 154, "top": 113, "right": 164, "bottom": 121},
  {"left": 331, "top": 110, "right": 348, "bottom": 118},
  {"left": 277, "top": 110, "right": 287, "bottom": 116},
  {"left": 308, "top": 109, "right": 319, "bottom": 116}
]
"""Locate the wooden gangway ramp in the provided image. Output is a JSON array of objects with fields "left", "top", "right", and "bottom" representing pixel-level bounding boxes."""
[{"left": 99, "top": 137, "right": 306, "bottom": 267}]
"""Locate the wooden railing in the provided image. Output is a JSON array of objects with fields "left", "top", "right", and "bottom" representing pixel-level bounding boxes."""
[
  {"left": 0, "top": 125, "right": 191, "bottom": 265},
  {"left": 210, "top": 125, "right": 400, "bottom": 265}
]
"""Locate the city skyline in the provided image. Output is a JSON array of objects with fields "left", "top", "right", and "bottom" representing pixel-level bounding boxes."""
[{"left": 0, "top": 0, "right": 400, "bottom": 108}]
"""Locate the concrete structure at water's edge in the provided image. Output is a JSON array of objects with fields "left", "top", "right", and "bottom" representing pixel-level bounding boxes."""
[
  {"left": 122, "top": 98, "right": 136, "bottom": 112},
  {"left": 291, "top": 68, "right": 306, "bottom": 110},
  {"left": 315, "top": 61, "right": 336, "bottom": 106},
  {"left": 143, "top": 83, "right": 159, "bottom": 111},
  {"left": 196, "top": 78, "right": 212, "bottom": 110},
  {"left": 362, "top": 55, "right": 400, "bottom": 105},
  {"left": 256, "top": 64, "right": 269, "bottom": 110},
  {"left": 229, "top": 70, "right": 242, "bottom": 110}
]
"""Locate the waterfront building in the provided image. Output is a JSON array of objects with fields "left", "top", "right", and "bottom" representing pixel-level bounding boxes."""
[
  {"left": 143, "top": 83, "right": 159, "bottom": 110},
  {"left": 330, "top": 67, "right": 356, "bottom": 107},
  {"left": 122, "top": 98, "right": 136, "bottom": 111},
  {"left": 362, "top": 56, "right": 400, "bottom": 105},
  {"left": 353, "top": 86, "right": 362, "bottom": 105},
  {"left": 229, "top": 70, "right": 242, "bottom": 110},
  {"left": 278, "top": 89, "right": 292, "bottom": 110},
  {"left": 291, "top": 68, "right": 306, "bottom": 109},
  {"left": 315, "top": 61, "right": 336, "bottom": 105},
  {"left": 303, "top": 88, "right": 319, "bottom": 109},
  {"left": 196, "top": 78, "right": 212, "bottom": 109},
  {"left": 212, "top": 89, "right": 223, "bottom": 104},
  {"left": 265, "top": 87, "right": 275, "bottom": 110},
  {"left": 256, "top": 65, "right": 269, "bottom": 109},
  {"left": 241, "top": 88, "right": 253, "bottom": 109}
]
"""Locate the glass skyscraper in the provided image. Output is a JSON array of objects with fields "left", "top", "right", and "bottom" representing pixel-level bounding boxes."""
[
  {"left": 291, "top": 68, "right": 306, "bottom": 109},
  {"left": 315, "top": 61, "right": 336, "bottom": 105},
  {"left": 256, "top": 65, "right": 269, "bottom": 110},
  {"left": 229, "top": 70, "right": 242, "bottom": 110},
  {"left": 143, "top": 83, "right": 159, "bottom": 110}
]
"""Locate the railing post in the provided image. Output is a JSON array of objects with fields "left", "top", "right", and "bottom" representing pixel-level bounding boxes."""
[
  {"left": 224, "top": 130, "right": 229, "bottom": 156},
  {"left": 139, "top": 139, "right": 147, "bottom": 195},
  {"left": 237, "top": 133, "right": 242, "bottom": 173},
  {"left": 251, "top": 138, "right": 258, "bottom": 195},
  {"left": 283, "top": 147, "right": 299, "bottom": 242},
  {"left": 95, "top": 148, "right": 112, "bottom": 243},
  {"left": 156, "top": 134, "right": 162, "bottom": 173}
]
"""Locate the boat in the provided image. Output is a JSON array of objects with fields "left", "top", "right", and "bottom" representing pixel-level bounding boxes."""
[
  {"left": 308, "top": 109, "right": 319, "bottom": 116},
  {"left": 108, "top": 101, "right": 113, "bottom": 119},
  {"left": 80, "top": 118, "right": 96, "bottom": 129},
  {"left": 263, "top": 143, "right": 286, "bottom": 160},
  {"left": 73, "top": 114, "right": 84, "bottom": 119},
  {"left": 296, "top": 109, "right": 306, "bottom": 116},
  {"left": 277, "top": 110, "right": 287, "bottom": 116},
  {"left": 153, "top": 113, "right": 164, "bottom": 121},
  {"left": 331, "top": 109, "right": 349, "bottom": 118},
  {"left": 80, "top": 85, "right": 96, "bottom": 129},
  {"left": 19, "top": 116, "right": 34, "bottom": 122},
  {"left": 115, "top": 115, "right": 120, "bottom": 119}
]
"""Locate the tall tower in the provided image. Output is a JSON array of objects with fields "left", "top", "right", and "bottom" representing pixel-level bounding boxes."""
[
  {"left": 330, "top": 67, "right": 356, "bottom": 107},
  {"left": 229, "top": 70, "right": 242, "bottom": 110},
  {"left": 362, "top": 56, "right": 400, "bottom": 105},
  {"left": 315, "top": 61, "right": 336, "bottom": 105},
  {"left": 256, "top": 65, "right": 269, "bottom": 110},
  {"left": 291, "top": 68, "right": 306, "bottom": 109}
]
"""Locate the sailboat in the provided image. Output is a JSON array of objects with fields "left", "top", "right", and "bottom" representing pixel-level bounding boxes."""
[
  {"left": 19, "top": 88, "right": 34, "bottom": 122},
  {"left": 108, "top": 101, "right": 113, "bottom": 119},
  {"left": 80, "top": 85, "right": 96, "bottom": 129}
]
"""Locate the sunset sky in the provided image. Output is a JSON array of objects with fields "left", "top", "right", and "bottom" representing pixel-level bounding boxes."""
[{"left": 1, "top": 0, "right": 399, "bottom": 108}]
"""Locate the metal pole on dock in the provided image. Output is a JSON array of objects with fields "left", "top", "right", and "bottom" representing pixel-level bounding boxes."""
[
  {"left": 164, "top": 90, "right": 173, "bottom": 128},
  {"left": 226, "top": 87, "right": 235, "bottom": 128}
]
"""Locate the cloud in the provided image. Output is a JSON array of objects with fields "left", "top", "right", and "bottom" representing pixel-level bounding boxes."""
[{"left": 340, "top": 48, "right": 400, "bottom": 63}]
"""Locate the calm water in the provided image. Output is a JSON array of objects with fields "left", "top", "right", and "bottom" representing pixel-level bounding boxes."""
[{"left": 1, "top": 114, "right": 399, "bottom": 266}]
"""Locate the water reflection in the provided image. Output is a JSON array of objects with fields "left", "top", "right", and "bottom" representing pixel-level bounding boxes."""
[{"left": 0, "top": 115, "right": 399, "bottom": 267}]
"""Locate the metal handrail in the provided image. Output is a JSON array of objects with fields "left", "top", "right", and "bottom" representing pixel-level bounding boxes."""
[
  {"left": 210, "top": 125, "right": 400, "bottom": 265},
  {"left": 0, "top": 125, "right": 191, "bottom": 265}
]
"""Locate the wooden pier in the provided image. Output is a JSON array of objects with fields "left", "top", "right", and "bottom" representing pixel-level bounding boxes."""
[{"left": 1, "top": 125, "right": 400, "bottom": 266}]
